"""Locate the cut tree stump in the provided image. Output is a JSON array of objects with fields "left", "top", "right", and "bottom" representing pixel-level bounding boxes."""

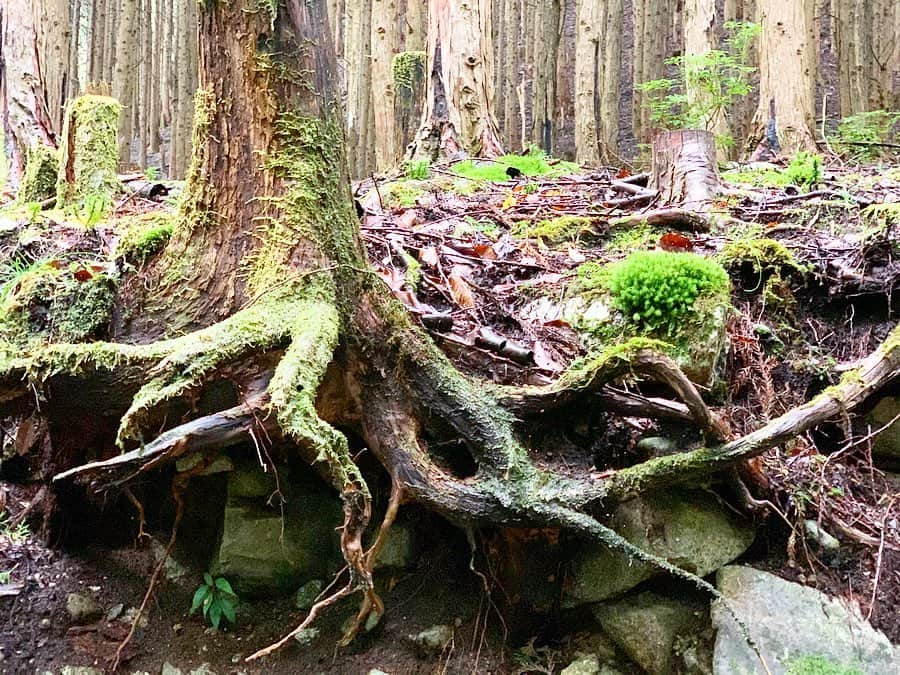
[{"left": 650, "top": 129, "right": 720, "bottom": 210}]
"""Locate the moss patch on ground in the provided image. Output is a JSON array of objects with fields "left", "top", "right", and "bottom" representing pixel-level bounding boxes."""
[
  {"left": 452, "top": 150, "right": 579, "bottom": 183},
  {"left": 513, "top": 215, "right": 600, "bottom": 246}
]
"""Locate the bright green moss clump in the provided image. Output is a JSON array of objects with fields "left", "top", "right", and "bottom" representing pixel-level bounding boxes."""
[
  {"left": 453, "top": 149, "right": 578, "bottom": 182},
  {"left": 719, "top": 238, "right": 806, "bottom": 276},
  {"left": 18, "top": 143, "right": 58, "bottom": 203},
  {"left": 722, "top": 152, "right": 822, "bottom": 190},
  {"left": 115, "top": 213, "right": 175, "bottom": 266},
  {"left": 392, "top": 51, "right": 426, "bottom": 92},
  {"left": 608, "top": 251, "right": 730, "bottom": 335},
  {"left": 55, "top": 95, "right": 122, "bottom": 207},
  {"left": 785, "top": 655, "right": 862, "bottom": 675}
]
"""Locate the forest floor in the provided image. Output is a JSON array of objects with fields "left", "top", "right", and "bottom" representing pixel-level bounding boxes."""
[{"left": 1, "top": 152, "right": 899, "bottom": 674}]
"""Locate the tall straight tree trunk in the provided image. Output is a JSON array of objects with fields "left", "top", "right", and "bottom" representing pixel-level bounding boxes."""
[
  {"left": 833, "top": 0, "right": 870, "bottom": 116},
  {"left": 410, "top": 0, "right": 503, "bottom": 160},
  {"left": 748, "top": 0, "right": 817, "bottom": 155},
  {"left": 34, "top": 0, "right": 71, "bottom": 133},
  {"left": 67, "top": 0, "right": 82, "bottom": 100},
  {"left": 0, "top": 0, "right": 57, "bottom": 186},
  {"left": 632, "top": 0, "right": 673, "bottom": 144},
  {"left": 371, "top": 0, "right": 401, "bottom": 171},
  {"left": 574, "top": 0, "right": 621, "bottom": 164},
  {"left": 89, "top": 0, "right": 104, "bottom": 82},
  {"left": 345, "top": 0, "right": 375, "bottom": 178},
  {"left": 531, "top": 0, "right": 561, "bottom": 152},
  {"left": 148, "top": 0, "right": 160, "bottom": 155},
  {"left": 102, "top": 0, "right": 116, "bottom": 83},
  {"left": 724, "top": 0, "right": 757, "bottom": 148},
  {"left": 112, "top": 0, "right": 139, "bottom": 165},
  {"left": 683, "top": 0, "right": 730, "bottom": 157}
]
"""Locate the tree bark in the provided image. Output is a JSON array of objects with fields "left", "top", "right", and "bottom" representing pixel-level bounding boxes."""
[
  {"left": 112, "top": 0, "right": 139, "bottom": 165},
  {"left": 530, "top": 0, "right": 561, "bottom": 152},
  {"left": 345, "top": 0, "right": 375, "bottom": 178},
  {"left": 651, "top": 129, "right": 720, "bottom": 208},
  {"left": 371, "top": 0, "right": 401, "bottom": 171},
  {"left": 0, "top": 0, "right": 58, "bottom": 186},
  {"left": 747, "top": 0, "right": 817, "bottom": 156},
  {"left": 409, "top": 0, "right": 504, "bottom": 161}
]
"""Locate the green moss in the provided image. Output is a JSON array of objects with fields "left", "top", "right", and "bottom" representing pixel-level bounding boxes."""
[
  {"left": 561, "top": 337, "right": 676, "bottom": 390},
  {"left": 719, "top": 238, "right": 806, "bottom": 276},
  {"left": 0, "top": 261, "right": 117, "bottom": 346},
  {"left": 785, "top": 655, "right": 862, "bottom": 675},
  {"left": 605, "top": 221, "right": 658, "bottom": 254},
  {"left": 383, "top": 181, "right": 426, "bottom": 209},
  {"left": 452, "top": 149, "right": 579, "bottom": 182},
  {"left": 722, "top": 152, "right": 822, "bottom": 190},
  {"left": 513, "top": 215, "right": 598, "bottom": 245},
  {"left": 115, "top": 212, "right": 175, "bottom": 265},
  {"left": 608, "top": 251, "right": 730, "bottom": 335},
  {"left": 17, "top": 144, "right": 58, "bottom": 204},
  {"left": 831, "top": 110, "right": 900, "bottom": 161},
  {"left": 55, "top": 95, "right": 122, "bottom": 207},
  {"left": 392, "top": 51, "right": 426, "bottom": 92}
]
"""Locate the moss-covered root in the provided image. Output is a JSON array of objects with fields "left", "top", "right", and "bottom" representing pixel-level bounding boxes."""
[
  {"left": 249, "top": 302, "right": 374, "bottom": 660},
  {"left": 116, "top": 295, "right": 299, "bottom": 446}
]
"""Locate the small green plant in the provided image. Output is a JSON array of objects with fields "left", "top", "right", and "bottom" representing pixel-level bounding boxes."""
[
  {"left": 784, "top": 151, "right": 822, "bottom": 189},
  {"left": 607, "top": 250, "right": 730, "bottom": 335},
  {"left": 191, "top": 573, "right": 238, "bottom": 630},
  {"left": 0, "top": 569, "right": 12, "bottom": 584},
  {"left": 23, "top": 201, "right": 43, "bottom": 225},
  {"left": 144, "top": 166, "right": 160, "bottom": 181},
  {"left": 404, "top": 160, "right": 430, "bottom": 180},
  {"left": 830, "top": 110, "right": 900, "bottom": 161},
  {"left": 452, "top": 148, "right": 578, "bottom": 182},
  {"left": 73, "top": 192, "right": 112, "bottom": 229},
  {"left": 637, "top": 21, "right": 759, "bottom": 149},
  {"left": 0, "top": 511, "right": 30, "bottom": 543}
]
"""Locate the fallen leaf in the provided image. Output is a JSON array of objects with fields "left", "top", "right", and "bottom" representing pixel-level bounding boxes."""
[
  {"left": 419, "top": 246, "right": 440, "bottom": 267},
  {"left": 567, "top": 247, "right": 586, "bottom": 263},
  {"left": 448, "top": 271, "right": 476, "bottom": 308},
  {"left": 532, "top": 342, "right": 565, "bottom": 372},
  {"left": 394, "top": 209, "right": 418, "bottom": 229},
  {"left": 615, "top": 168, "right": 632, "bottom": 179},
  {"left": 658, "top": 232, "right": 693, "bottom": 252},
  {"left": 73, "top": 269, "right": 93, "bottom": 281},
  {"left": 472, "top": 243, "right": 497, "bottom": 260},
  {"left": 542, "top": 318, "right": 571, "bottom": 328}
]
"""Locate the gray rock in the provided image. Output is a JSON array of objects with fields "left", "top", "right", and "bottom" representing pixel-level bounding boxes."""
[
  {"left": 712, "top": 565, "right": 899, "bottom": 674},
  {"left": 366, "top": 670, "right": 390, "bottom": 675},
  {"left": 187, "top": 665, "right": 217, "bottom": 675},
  {"left": 160, "top": 663, "right": 182, "bottom": 675},
  {"left": 565, "top": 490, "right": 755, "bottom": 605},
  {"left": 210, "top": 463, "right": 343, "bottom": 596},
  {"left": 106, "top": 602, "right": 124, "bottom": 621},
  {"left": 867, "top": 396, "right": 900, "bottom": 467},
  {"left": 408, "top": 624, "right": 454, "bottom": 654},
  {"left": 560, "top": 653, "right": 600, "bottom": 675},
  {"left": 295, "top": 579, "right": 325, "bottom": 610},
  {"left": 65, "top": 592, "right": 102, "bottom": 624},
  {"left": 374, "top": 523, "right": 415, "bottom": 569},
  {"left": 150, "top": 538, "right": 190, "bottom": 583},
  {"left": 593, "top": 591, "right": 707, "bottom": 675},
  {"left": 59, "top": 668, "right": 105, "bottom": 675},
  {"left": 803, "top": 520, "right": 840, "bottom": 553}
]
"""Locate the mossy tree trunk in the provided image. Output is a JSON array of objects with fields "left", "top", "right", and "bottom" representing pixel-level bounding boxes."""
[{"left": 8, "top": 0, "right": 900, "bottom": 662}]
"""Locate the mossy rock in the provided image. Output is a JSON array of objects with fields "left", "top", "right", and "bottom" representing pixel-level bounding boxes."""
[
  {"left": 114, "top": 212, "right": 175, "bottom": 266},
  {"left": 513, "top": 215, "right": 604, "bottom": 246},
  {"left": 563, "top": 490, "right": 755, "bottom": 606},
  {"left": 55, "top": 95, "right": 122, "bottom": 207},
  {"left": 18, "top": 143, "right": 58, "bottom": 203}
]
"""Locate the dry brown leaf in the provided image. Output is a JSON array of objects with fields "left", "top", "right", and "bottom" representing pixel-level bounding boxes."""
[
  {"left": 394, "top": 209, "right": 418, "bottom": 229},
  {"left": 419, "top": 246, "right": 440, "bottom": 267},
  {"left": 448, "top": 272, "right": 476, "bottom": 308}
]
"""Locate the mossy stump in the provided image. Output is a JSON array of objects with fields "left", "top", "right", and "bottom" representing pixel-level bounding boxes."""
[
  {"left": 56, "top": 95, "right": 122, "bottom": 207},
  {"left": 17, "top": 143, "right": 59, "bottom": 203}
]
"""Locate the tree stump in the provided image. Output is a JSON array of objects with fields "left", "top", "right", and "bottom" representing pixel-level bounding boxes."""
[{"left": 650, "top": 129, "right": 720, "bottom": 210}]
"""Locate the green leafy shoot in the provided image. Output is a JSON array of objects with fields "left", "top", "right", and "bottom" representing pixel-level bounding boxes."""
[
  {"left": 637, "top": 21, "right": 759, "bottom": 148},
  {"left": 73, "top": 192, "right": 113, "bottom": 229},
  {"left": 190, "top": 573, "right": 238, "bottom": 630}
]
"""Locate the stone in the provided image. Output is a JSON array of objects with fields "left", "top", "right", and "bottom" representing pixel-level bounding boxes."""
[
  {"left": 408, "top": 624, "right": 454, "bottom": 654},
  {"left": 803, "top": 520, "right": 840, "bottom": 553},
  {"left": 210, "top": 462, "right": 343, "bottom": 596},
  {"left": 592, "top": 591, "right": 707, "bottom": 675},
  {"left": 564, "top": 490, "right": 755, "bottom": 605},
  {"left": 867, "top": 396, "right": 900, "bottom": 468},
  {"left": 294, "top": 579, "right": 325, "bottom": 610},
  {"left": 150, "top": 538, "right": 190, "bottom": 583},
  {"left": 123, "top": 606, "right": 149, "bottom": 628},
  {"left": 161, "top": 663, "right": 182, "bottom": 675},
  {"left": 560, "top": 653, "right": 600, "bottom": 675},
  {"left": 65, "top": 592, "right": 102, "bottom": 624},
  {"left": 187, "top": 665, "right": 217, "bottom": 675},
  {"left": 374, "top": 523, "right": 415, "bottom": 569},
  {"left": 367, "top": 670, "right": 390, "bottom": 675},
  {"left": 106, "top": 603, "right": 124, "bottom": 621},
  {"left": 59, "top": 668, "right": 105, "bottom": 675},
  {"left": 712, "top": 565, "right": 899, "bottom": 674}
]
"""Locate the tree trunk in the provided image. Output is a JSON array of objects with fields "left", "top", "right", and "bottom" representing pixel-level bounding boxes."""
[
  {"left": 530, "top": 0, "right": 561, "bottom": 152},
  {"left": 0, "top": 0, "right": 58, "bottom": 187},
  {"left": 345, "top": 0, "right": 375, "bottom": 178},
  {"left": 747, "top": 0, "right": 817, "bottom": 156},
  {"left": 684, "top": 0, "right": 730, "bottom": 156},
  {"left": 574, "top": 0, "right": 621, "bottom": 164},
  {"left": 632, "top": 0, "right": 673, "bottom": 144},
  {"left": 112, "top": 0, "right": 139, "bottom": 165},
  {"left": 651, "top": 129, "right": 720, "bottom": 208},
  {"left": 409, "top": 0, "right": 504, "bottom": 161},
  {"left": 371, "top": 0, "right": 401, "bottom": 171}
]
